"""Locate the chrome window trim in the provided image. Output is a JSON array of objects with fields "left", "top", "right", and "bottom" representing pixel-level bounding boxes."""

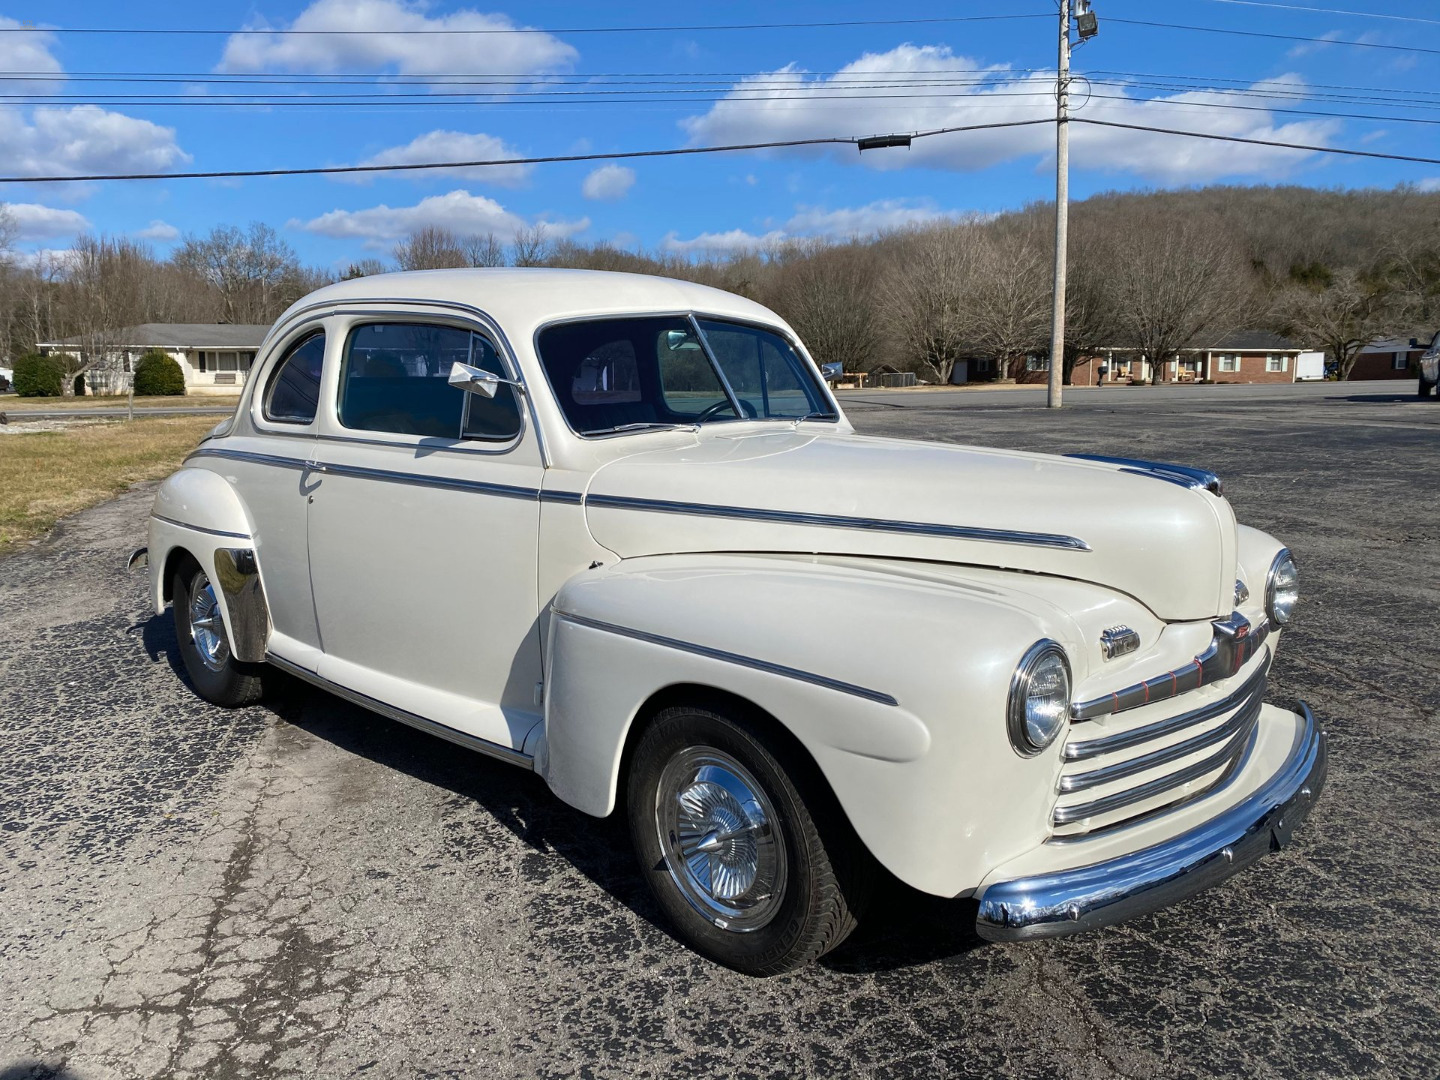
[
  {"left": 330, "top": 314, "right": 524, "bottom": 455},
  {"left": 264, "top": 651, "right": 534, "bottom": 770},
  {"left": 1065, "top": 655, "right": 1269, "bottom": 761},
  {"left": 150, "top": 514, "right": 251, "bottom": 541},
  {"left": 254, "top": 322, "right": 329, "bottom": 432},
  {"left": 532, "top": 309, "right": 842, "bottom": 441},
  {"left": 265, "top": 297, "right": 548, "bottom": 467},
  {"left": 553, "top": 609, "right": 899, "bottom": 706},
  {"left": 582, "top": 493, "right": 1091, "bottom": 552}
]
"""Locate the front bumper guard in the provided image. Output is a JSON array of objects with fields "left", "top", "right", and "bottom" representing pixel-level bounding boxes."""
[{"left": 975, "top": 702, "right": 1327, "bottom": 942}]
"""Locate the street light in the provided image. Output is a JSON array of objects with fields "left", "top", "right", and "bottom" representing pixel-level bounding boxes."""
[{"left": 1075, "top": 0, "right": 1099, "bottom": 40}]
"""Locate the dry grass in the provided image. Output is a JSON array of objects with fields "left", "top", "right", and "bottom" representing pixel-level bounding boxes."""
[
  {"left": 0, "top": 416, "right": 219, "bottom": 549},
  {"left": 0, "top": 395, "right": 239, "bottom": 412}
]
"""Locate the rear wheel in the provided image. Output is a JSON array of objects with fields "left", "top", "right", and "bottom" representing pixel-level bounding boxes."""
[
  {"left": 1419, "top": 379, "right": 1434, "bottom": 400},
  {"left": 626, "top": 701, "right": 869, "bottom": 975},
  {"left": 171, "top": 558, "right": 266, "bottom": 707}
]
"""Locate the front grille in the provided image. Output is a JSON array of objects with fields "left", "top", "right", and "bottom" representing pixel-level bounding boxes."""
[{"left": 1051, "top": 651, "right": 1269, "bottom": 839}]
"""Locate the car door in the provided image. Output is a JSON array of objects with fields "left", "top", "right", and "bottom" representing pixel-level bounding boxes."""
[{"left": 304, "top": 311, "right": 544, "bottom": 753}]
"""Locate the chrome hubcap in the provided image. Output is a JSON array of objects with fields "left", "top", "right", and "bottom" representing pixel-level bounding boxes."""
[
  {"left": 188, "top": 572, "right": 229, "bottom": 672},
  {"left": 655, "top": 747, "right": 786, "bottom": 932}
]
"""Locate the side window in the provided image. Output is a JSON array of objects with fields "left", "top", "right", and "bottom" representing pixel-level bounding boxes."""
[
  {"left": 338, "top": 322, "right": 520, "bottom": 441},
  {"left": 264, "top": 331, "right": 326, "bottom": 424}
]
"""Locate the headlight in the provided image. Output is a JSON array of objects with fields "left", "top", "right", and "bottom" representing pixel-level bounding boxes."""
[
  {"left": 1266, "top": 549, "right": 1299, "bottom": 626},
  {"left": 1007, "top": 640, "right": 1072, "bottom": 756}
]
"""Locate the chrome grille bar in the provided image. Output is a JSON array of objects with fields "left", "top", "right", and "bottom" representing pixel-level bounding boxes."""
[
  {"left": 1065, "top": 656, "right": 1269, "bottom": 762},
  {"left": 1053, "top": 710, "right": 1261, "bottom": 827}
]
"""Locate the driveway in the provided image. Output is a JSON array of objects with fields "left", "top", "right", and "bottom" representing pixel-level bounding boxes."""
[{"left": 1, "top": 391, "right": 1436, "bottom": 1079}]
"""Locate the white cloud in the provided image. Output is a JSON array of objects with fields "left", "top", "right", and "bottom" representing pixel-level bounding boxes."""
[
  {"left": 345, "top": 130, "right": 531, "bottom": 186},
  {"left": 683, "top": 45, "right": 1338, "bottom": 184},
  {"left": 0, "top": 17, "right": 63, "bottom": 92},
  {"left": 218, "top": 0, "right": 577, "bottom": 77},
  {"left": 135, "top": 220, "right": 180, "bottom": 242},
  {"left": 0, "top": 105, "right": 191, "bottom": 179},
  {"left": 1418, "top": 177, "right": 1440, "bottom": 192},
  {"left": 785, "top": 199, "right": 960, "bottom": 236},
  {"left": 2, "top": 201, "right": 89, "bottom": 241},
  {"left": 290, "top": 189, "right": 589, "bottom": 248},
  {"left": 661, "top": 228, "right": 787, "bottom": 254},
  {"left": 581, "top": 164, "right": 635, "bottom": 201}
]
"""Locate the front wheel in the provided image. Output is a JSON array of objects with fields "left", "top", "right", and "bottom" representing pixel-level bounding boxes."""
[
  {"left": 626, "top": 701, "right": 869, "bottom": 975},
  {"left": 1419, "top": 379, "right": 1434, "bottom": 401},
  {"left": 171, "top": 558, "right": 266, "bottom": 708}
]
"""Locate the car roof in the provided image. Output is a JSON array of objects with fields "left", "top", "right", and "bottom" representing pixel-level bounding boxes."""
[{"left": 278, "top": 268, "right": 788, "bottom": 345}]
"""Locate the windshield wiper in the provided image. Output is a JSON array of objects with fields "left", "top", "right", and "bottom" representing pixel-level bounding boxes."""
[{"left": 586, "top": 421, "right": 699, "bottom": 436}]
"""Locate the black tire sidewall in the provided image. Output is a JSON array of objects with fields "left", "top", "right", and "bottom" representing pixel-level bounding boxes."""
[
  {"left": 627, "top": 705, "right": 839, "bottom": 974},
  {"left": 171, "top": 561, "right": 261, "bottom": 707}
]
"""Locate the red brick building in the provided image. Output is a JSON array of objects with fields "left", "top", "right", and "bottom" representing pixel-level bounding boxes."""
[
  {"left": 1061, "top": 332, "right": 1315, "bottom": 386},
  {"left": 1347, "top": 337, "right": 1430, "bottom": 381}
]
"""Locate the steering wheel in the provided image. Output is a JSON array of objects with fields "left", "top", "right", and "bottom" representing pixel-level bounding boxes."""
[{"left": 696, "top": 397, "right": 758, "bottom": 422}]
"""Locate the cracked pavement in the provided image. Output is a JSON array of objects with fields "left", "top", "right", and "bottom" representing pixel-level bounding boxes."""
[{"left": 1, "top": 386, "right": 1437, "bottom": 1079}]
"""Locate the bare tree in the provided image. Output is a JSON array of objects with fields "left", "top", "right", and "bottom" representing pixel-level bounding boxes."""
[
  {"left": 1272, "top": 267, "right": 1404, "bottom": 380},
  {"left": 173, "top": 222, "right": 304, "bottom": 324},
  {"left": 393, "top": 226, "right": 467, "bottom": 271},
  {"left": 1089, "top": 211, "right": 1256, "bottom": 383},
  {"left": 55, "top": 235, "right": 152, "bottom": 394},
  {"left": 967, "top": 219, "right": 1051, "bottom": 380},
  {"left": 342, "top": 258, "right": 388, "bottom": 280},
  {"left": 510, "top": 224, "right": 550, "bottom": 267},
  {"left": 879, "top": 224, "right": 981, "bottom": 384},
  {"left": 462, "top": 232, "right": 506, "bottom": 268},
  {"left": 770, "top": 240, "right": 881, "bottom": 371}
]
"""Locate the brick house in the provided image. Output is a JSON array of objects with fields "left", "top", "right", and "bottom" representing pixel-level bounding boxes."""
[
  {"left": 38, "top": 324, "right": 271, "bottom": 396},
  {"left": 1347, "top": 336, "right": 1434, "bottom": 381},
  {"left": 1064, "top": 332, "right": 1315, "bottom": 386}
]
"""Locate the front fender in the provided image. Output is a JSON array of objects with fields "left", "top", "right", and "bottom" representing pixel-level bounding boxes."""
[
  {"left": 149, "top": 467, "right": 269, "bottom": 662},
  {"left": 541, "top": 552, "right": 1095, "bottom": 897}
]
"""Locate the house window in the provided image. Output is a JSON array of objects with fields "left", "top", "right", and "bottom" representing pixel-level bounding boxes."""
[
  {"left": 976, "top": 358, "right": 992, "bottom": 373},
  {"left": 1218, "top": 354, "right": 1240, "bottom": 372},
  {"left": 1026, "top": 355, "right": 1049, "bottom": 372},
  {"left": 1393, "top": 351, "right": 1409, "bottom": 371},
  {"left": 1266, "top": 354, "right": 1289, "bottom": 372},
  {"left": 215, "top": 351, "right": 239, "bottom": 372},
  {"left": 240, "top": 352, "right": 254, "bottom": 372}
]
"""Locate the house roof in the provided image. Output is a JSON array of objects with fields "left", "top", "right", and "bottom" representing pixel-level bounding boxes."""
[
  {"left": 40, "top": 323, "right": 272, "bottom": 349},
  {"left": 1203, "top": 331, "right": 1302, "bottom": 351}
]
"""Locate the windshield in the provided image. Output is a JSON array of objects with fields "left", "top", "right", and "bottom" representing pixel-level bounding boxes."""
[{"left": 536, "top": 314, "right": 834, "bottom": 436}]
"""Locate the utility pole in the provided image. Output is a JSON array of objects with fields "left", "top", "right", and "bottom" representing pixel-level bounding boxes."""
[{"left": 1047, "top": 0, "right": 1070, "bottom": 410}]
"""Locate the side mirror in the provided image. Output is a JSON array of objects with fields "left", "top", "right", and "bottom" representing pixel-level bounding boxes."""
[{"left": 448, "top": 361, "right": 523, "bottom": 398}]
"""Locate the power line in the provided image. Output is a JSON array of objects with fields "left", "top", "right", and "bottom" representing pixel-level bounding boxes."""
[
  {"left": 0, "top": 119, "right": 1056, "bottom": 183},
  {"left": 1071, "top": 117, "right": 1440, "bottom": 165},
  {"left": 1107, "top": 17, "right": 1440, "bottom": 56},
  {"left": 1085, "top": 92, "right": 1440, "bottom": 127},
  {"left": 0, "top": 14, "right": 1050, "bottom": 36},
  {"left": 1196, "top": 0, "right": 1440, "bottom": 26}
]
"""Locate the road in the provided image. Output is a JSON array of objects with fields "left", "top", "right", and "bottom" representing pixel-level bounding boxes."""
[{"left": 1, "top": 389, "right": 1437, "bottom": 1079}]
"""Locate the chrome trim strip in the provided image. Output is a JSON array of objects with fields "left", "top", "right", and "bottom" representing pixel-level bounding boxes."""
[
  {"left": 1065, "top": 657, "right": 1269, "bottom": 761},
  {"left": 1072, "top": 614, "right": 1269, "bottom": 720},
  {"left": 150, "top": 513, "right": 252, "bottom": 540},
  {"left": 1052, "top": 711, "right": 1259, "bottom": 827},
  {"left": 976, "top": 703, "right": 1326, "bottom": 941},
  {"left": 184, "top": 447, "right": 1084, "bottom": 551},
  {"left": 583, "top": 494, "right": 1091, "bottom": 552},
  {"left": 1059, "top": 690, "right": 1264, "bottom": 794},
  {"left": 187, "top": 447, "right": 309, "bottom": 472},
  {"left": 553, "top": 609, "right": 899, "bottom": 706},
  {"left": 1067, "top": 453, "right": 1223, "bottom": 497},
  {"left": 264, "top": 651, "right": 534, "bottom": 771}
]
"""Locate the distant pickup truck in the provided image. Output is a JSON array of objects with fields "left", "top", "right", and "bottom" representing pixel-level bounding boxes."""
[{"left": 1420, "top": 331, "right": 1439, "bottom": 400}]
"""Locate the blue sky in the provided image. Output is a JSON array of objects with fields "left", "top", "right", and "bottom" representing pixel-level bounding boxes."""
[{"left": 2, "top": 0, "right": 1437, "bottom": 269}]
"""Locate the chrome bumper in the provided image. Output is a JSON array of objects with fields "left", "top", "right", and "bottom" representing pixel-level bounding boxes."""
[{"left": 975, "top": 702, "right": 1327, "bottom": 942}]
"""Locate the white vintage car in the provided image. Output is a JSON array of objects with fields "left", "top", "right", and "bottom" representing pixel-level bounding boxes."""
[{"left": 143, "top": 269, "right": 1325, "bottom": 974}]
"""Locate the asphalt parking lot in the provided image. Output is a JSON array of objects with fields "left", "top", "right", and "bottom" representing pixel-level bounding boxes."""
[{"left": 1, "top": 383, "right": 1437, "bottom": 1079}]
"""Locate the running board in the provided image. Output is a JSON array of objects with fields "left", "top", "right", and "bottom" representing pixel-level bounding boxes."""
[{"left": 264, "top": 652, "right": 534, "bottom": 772}]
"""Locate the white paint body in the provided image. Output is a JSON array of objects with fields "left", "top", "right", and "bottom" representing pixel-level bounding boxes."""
[{"left": 147, "top": 268, "right": 1303, "bottom": 900}]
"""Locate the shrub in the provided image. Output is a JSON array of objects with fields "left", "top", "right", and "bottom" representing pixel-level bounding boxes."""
[
  {"left": 12, "top": 353, "right": 64, "bottom": 397},
  {"left": 132, "top": 350, "right": 186, "bottom": 396}
]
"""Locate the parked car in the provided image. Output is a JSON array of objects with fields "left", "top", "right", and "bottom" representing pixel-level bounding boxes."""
[
  {"left": 140, "top": 269, "right": 1325, "bottom": 974},
  {"left": 1420, "top": 331, "right": 1439, "bottom": 400}
]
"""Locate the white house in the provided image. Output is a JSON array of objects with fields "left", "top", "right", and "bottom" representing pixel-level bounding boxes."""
[{"left": 38, "top": 323, "right": 272, "bottom": 396}]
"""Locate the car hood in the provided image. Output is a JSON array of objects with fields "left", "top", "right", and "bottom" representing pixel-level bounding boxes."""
[{"left": 582, "top": 429, "right": 1238, "bottom": 622}]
